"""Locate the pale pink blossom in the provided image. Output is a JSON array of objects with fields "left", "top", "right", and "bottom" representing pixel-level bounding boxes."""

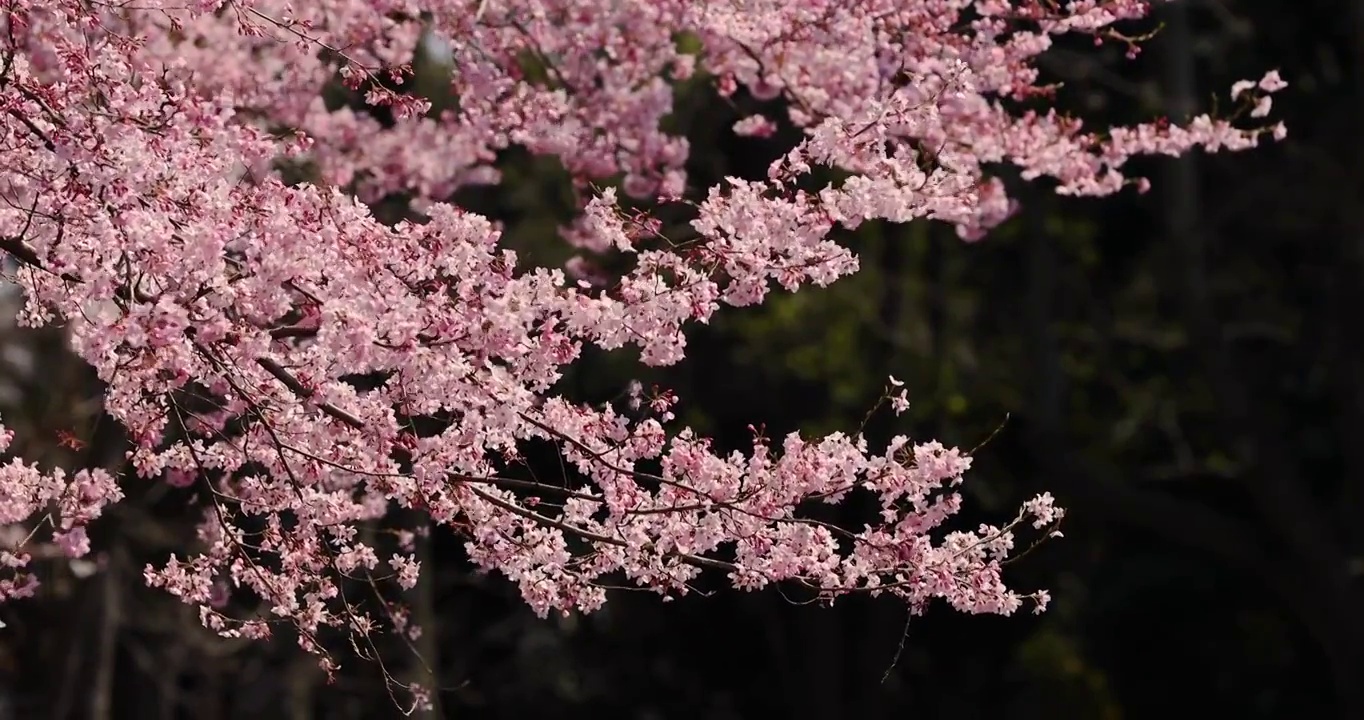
[{"left": 0, "top": 0, "right": 1283, "bottom": 688}]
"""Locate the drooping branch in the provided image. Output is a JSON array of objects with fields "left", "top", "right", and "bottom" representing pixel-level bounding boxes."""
[{"left": 0, "top": 2, "right": 1287, "bottom": 707}]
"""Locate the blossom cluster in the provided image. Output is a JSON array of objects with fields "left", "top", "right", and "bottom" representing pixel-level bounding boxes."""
[{"left": 0, "top": 0, "right": 1282, "bottom": 671}]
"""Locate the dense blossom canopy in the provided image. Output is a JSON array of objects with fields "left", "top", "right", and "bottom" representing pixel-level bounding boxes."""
[{"left": 0, "top": 0, "right": 1281, "bottom": 688}]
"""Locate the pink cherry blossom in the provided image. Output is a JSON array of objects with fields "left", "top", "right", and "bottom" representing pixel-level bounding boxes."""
[{"left": 0, "top": 0, "right": 1283, "bottom": 698}]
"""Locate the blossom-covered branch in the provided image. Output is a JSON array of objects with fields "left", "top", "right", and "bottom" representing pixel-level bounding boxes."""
[{"left": 0, "top": 0, "right": 1283, "bottom": 695}]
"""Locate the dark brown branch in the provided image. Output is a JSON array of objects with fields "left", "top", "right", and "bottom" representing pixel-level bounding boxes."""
[
  {"left": 253, "top": 356, "right": 368, "bottom": 429},
  {"left": 468, "top": 486, "right": 737, "bottom": 573}
]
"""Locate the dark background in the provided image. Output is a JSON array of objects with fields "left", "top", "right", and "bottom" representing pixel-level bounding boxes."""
[{"left": 2, "top": 0, "right": 1362, "bottom": 718}]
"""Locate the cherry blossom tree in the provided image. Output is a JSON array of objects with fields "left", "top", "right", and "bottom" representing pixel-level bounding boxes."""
[{"left": 0, "top": 0, "right": 1283, "bottom": 705}]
